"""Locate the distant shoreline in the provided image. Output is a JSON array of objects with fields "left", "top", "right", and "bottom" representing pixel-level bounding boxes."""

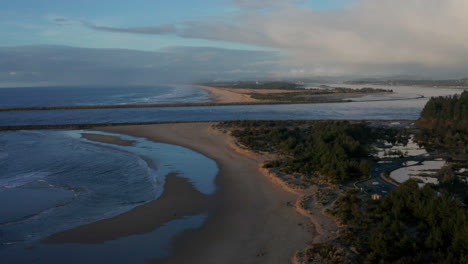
[
  {"left": 0, "top": 94, "right": 423, "bottom": 112},
  {"left": 0, "top": 84, "right": 415, "bottom": 112},
  {"left": 0, "top": 99, "right": 345, "bottom": 112},
  {"left": 0, "top": 119, "right": 416, "bottom": 131}
]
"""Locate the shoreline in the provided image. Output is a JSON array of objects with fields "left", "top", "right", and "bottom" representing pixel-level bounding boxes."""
[
  {"left": 45, "top": 173, "right": 212, "bottom": 244},
  {"left": 81, "top": 132, "right": 135, "bottom": 146},
  {"left": 95, "top": 122, "right": 313, "bottom": 263},
  {"left": 0, "top": 119, "right": 417, "bottom": 131},
  {"left": 0, "top": 99, "right": 343, "bottom": 112},
  {"left": 0, "top": 84, "right": 411, "bottom": 113},
  {"left": 195, "top": 85, "right": 261, "bottom": 103}
]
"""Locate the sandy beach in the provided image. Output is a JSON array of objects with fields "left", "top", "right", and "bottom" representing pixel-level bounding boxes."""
[
  {"left": 196, "top": 85, "right": 262, "bottom": 103},
  {"left": 196, "top": 85, "right": 323, "bottom": 103},
  {"left": 85, "top": 122, "right": 313, "bottom": 263},
  {"left": 196, "top": 85, "right": 388, "bottom": 105}
]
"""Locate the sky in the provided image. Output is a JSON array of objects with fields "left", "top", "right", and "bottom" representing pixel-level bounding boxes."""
[{"left": 1, "top": 0, "right": 467, "bottom": 86}]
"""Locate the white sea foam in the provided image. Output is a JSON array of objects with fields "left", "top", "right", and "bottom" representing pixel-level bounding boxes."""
[
  {"left": 66, "top": 130, "right": 218, "bottom": 196},
  {"left": 0, "top": 172, "right": 49, "bottom": 188}
]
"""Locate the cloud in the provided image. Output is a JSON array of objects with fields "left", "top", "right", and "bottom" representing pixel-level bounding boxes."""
[
  {"left": 85, "top": 23, "right": 176, "bottom": 35},
  {"left": 174, "top": 0, "right": 468, "bottom": 76},
  {"left": 49, "top": 17, "right": 176, "bottom": 35},
  {"left": 37, "top": 0, "right": 468, "bottom": 78},
  {"left": 51, "top": 0, "right": 468, "bottom": 77},
  {"left": 0, "top": 45, "right": 280, "bottom": 86}
]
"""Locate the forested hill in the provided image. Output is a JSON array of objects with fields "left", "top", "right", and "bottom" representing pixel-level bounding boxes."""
[
  {"left": 419, "top": 91, "right": 468, "bottom": 122},
  {"left": 415, "top": 91, "right": 468, "bottom": 151}
]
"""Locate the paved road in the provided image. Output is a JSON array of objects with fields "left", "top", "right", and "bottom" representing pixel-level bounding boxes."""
[{"left": 357, "top": 155, "right": 429, "bottom": 195}]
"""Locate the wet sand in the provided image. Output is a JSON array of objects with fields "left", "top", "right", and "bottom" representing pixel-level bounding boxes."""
[
  {"left": 95, "top": 122, "right": 312, "bottom": 264},
  {"left": 81, "top": 133, "right": 135, "bottom": 146},
  {"left": 45, "top": 173, "right": 211, "bottom": 244}
]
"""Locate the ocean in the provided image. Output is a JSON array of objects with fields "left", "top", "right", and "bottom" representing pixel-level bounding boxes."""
[
  {"left": 0, "top": 84, "right": 210, "bottom": 108},
  {"left": 0, "top": 84, "right": 220, "bottom": 262},
  {"left": 0, "top": 130, "right": 218, "bottom": 262}
]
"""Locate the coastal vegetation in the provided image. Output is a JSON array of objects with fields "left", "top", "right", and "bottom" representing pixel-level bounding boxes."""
[
  {"left": 332, "top": 181, "right": 467, "bottom": 263},
  {"left": 414, "top": 91, "right": 468, "bottom": 203},
  {"left": 220, "top": 120, "right": 407, "bottom": 183},
  {"left": 248, "top": 87, "right": 392, "bottom": 102},
  {"left": 415, "top": 91, "right": 468, "bottom": 151},
  {"left": 220, "top": 111, "right": 467, "bottom": 263},
  {"left": 316, "top": 86, "right": 392, "bottom": 94}
]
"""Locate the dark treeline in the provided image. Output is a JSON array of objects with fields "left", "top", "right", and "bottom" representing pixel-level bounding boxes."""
[
  {"left": 317, "top": 86, "right": 392, "bottom": 93},
  {"left": 420, "top": 91, "right": 468, "bottom": 121},
  {"left": 415, "top": 91, "right": 468, "bottom": 152},
  {"left": 222, "top": 120, "right": 405, "bottom": 183},
  {"left": 247, "top": 91, "right": 344, "bottom": 102},
  {"left": 248, "top": 87, "right": 391, "bottom": 102},
  {"left": 333, "top": 181, "right": 467, "bottom": 264},
  {"left": 353, "top": 87, "right": 392, "bottom": 93}
]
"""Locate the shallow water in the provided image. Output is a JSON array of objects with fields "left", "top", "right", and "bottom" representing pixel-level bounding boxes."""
[
  {"left": 390, "top": 160, "right": 445, "bottom": 186},
  {"left": 0, "top": 214, "right": 208, "bottom": 263},
  {"left": 0, "top": 130, "right": 218, "bottom": 259},
  {"left": 375, "top": 137, "right": 427, "bottom": 159}
]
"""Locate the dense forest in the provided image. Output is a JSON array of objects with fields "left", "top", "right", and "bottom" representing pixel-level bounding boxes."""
[
  {"left": 325, "top": 181, "right": 467, "bottom": 264},
  {"left": 365, "top": 181, "right": 467, "bottom": 263},
  {"left": 419, "top": 91, "right": 468, "bottom": 121},
  {"left": 222, "top": 120, "right": 405, "bottom": 183},
  {"left": 415, "top": 91, "right": 468, "bottom": 151}
]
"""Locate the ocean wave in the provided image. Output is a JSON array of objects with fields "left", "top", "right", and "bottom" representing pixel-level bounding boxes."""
[{"left": 0, "top": 172, "right": 49, "bottom": 188}]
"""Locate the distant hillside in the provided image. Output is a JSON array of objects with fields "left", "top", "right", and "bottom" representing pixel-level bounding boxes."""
[{"left": 346, "top": 78, "right": 468, "bottom": 87}]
